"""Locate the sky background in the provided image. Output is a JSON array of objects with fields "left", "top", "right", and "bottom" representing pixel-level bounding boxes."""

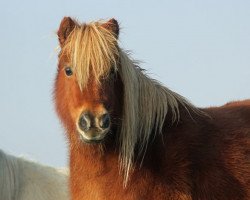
[{"left": 0, "top": 0, "right": 249, "bottom": 167}]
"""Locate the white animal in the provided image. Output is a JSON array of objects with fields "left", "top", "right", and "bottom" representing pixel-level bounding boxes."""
[{"left": 0, "top": 149, "right": 69, "bottom": 200}]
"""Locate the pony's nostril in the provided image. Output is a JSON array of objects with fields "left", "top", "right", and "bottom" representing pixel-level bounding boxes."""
[
  {"left": 99, "top": 114, "right": 110, "bottom": 129},
  {"left": 79, "top": 114, "right": 91, "bottom": 131}
]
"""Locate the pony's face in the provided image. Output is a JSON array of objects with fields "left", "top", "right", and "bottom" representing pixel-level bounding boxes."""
[{"left": 55, "top": 17, "right": 123, "bottom": 144}]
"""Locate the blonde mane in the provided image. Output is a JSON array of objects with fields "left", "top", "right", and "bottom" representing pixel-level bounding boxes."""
[{"left": 60, "top": 21, "right": 197, "bottom": 186}]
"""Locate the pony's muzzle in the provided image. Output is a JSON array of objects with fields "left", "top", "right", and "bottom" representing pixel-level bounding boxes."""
[{"left": 77, "top": 112, "right": 110, "bottom": 143}]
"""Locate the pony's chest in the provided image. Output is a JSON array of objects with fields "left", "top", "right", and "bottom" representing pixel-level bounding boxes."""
[{"left": 71, "top": 173, "right": 192, "bottom": 200}]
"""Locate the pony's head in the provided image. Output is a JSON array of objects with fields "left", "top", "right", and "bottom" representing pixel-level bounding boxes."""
[
  {"left": 55, "top": 17, "right": 193, "bottom": 184},
  {"left": 55, "top": 17, "right": 122, "bottom": 144}
]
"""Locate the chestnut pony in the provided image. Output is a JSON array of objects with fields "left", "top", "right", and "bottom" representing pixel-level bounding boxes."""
[{"left": 54, "top": 17, "right": 250, "bottom": 200}]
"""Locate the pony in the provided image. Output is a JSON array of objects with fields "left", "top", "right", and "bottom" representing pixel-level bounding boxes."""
[
  {"left": 54, "top": 17, "right": 250, "bottom": 200},
  {"left": 0, "top": 149, "right": 69, "bottom": 200}
]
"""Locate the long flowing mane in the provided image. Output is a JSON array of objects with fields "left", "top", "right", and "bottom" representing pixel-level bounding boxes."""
[
  {"left": 118, "top": 51, "right": 197, "bottom": 183},
  {"left": 59, "top": 21, "right": 198, "bottom": 184}
]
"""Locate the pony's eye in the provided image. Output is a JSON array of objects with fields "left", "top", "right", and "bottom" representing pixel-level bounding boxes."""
[{"left": 65, "top": 67, "right": 73, "bottom": 76}]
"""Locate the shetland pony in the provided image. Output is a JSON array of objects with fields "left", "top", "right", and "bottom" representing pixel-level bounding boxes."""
[
  {"left": 0, "top": 149, "right": 69, "bottom": 200},
  {"left": 54, "top": 17, "right": 250, "bottom": 200}
]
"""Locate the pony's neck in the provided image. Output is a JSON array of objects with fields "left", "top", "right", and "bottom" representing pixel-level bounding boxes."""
[
  {"left": 69, "top": 139, "right": 118, "bottom": 177},
  {"left": 69, "top": 140, "right": 122, "bottom": 199}
]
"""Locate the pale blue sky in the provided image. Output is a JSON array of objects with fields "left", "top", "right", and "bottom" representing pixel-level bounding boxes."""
[{"left": 0, "top": 0, "right": 250, "bottom": 167}]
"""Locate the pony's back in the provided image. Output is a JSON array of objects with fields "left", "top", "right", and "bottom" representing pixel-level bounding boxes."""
[{"left": 0, "top": 150, "right": 69, "bottom": 200}]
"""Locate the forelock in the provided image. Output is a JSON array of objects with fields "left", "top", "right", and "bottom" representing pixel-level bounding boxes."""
[{"left": 60, "top": 21, "right": 119, "bottom": 90}]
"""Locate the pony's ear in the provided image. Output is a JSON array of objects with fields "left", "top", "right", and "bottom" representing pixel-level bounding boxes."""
[
  {"left": 57, "top": 17, "right": 77, "bottom": 47},
  {"left": 102, "top": 18, "right": 119, "bottom": 38}
]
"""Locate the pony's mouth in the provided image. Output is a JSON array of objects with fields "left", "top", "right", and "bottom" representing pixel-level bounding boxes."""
[
  {"left": 79, "top": 134, "right": 104, "bottom": 144},
  {"left": 77, "top": 128, "right": 108, "bottom": 144}
]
